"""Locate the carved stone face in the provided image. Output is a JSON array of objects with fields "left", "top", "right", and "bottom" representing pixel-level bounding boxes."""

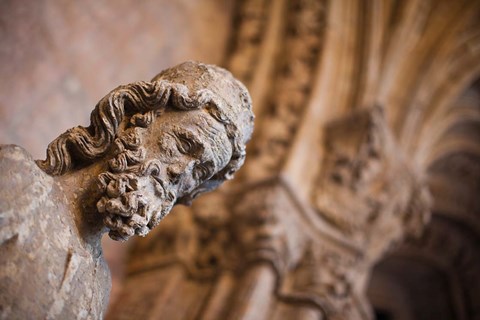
[
  {"left": 97, "top": 108, "right": 233, "bottom": 241},
  {"left": 150, "top": 109, "right": 233, "bottom": 198}
]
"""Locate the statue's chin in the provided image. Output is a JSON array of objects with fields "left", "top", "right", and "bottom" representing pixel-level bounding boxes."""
[{"left": 104, "top": 204, "right": 156, "bottom": 241}]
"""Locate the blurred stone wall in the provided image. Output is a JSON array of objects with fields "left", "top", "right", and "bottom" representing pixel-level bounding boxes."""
[{"left": 0, "top": 0, "right": 233, "bottom": 306}]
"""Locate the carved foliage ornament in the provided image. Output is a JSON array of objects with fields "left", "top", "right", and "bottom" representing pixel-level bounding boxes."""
[{"left": 37, "top": 61, "right": 254, "bottom": 241}]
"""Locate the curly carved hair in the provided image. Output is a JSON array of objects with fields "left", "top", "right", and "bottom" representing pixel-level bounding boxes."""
[{"left": 36, "top": 62, "right": 254, "bottom": 199}]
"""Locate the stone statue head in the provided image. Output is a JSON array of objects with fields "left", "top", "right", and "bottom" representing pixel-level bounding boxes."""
[{"left": 37, "top": 61, "right": 254, "bottom": 241}]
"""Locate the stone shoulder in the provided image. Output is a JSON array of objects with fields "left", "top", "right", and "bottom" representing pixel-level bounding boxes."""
[{"left": 0, "top": 144, "right": 53, "bottom": 243}]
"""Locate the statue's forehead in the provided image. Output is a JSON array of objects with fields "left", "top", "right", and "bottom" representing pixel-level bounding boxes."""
[{"left": 154, "top": 109, "right": 223, "bottom": 134}]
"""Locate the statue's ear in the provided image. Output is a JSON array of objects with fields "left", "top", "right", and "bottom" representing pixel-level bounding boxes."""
[{"left": 176, "top": 179, "right": 223, "bottom": 206}]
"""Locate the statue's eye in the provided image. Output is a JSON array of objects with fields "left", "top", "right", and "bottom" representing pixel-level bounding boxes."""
[
  {"left": 193, "top": 163, "right": 213, "bottom": 181},
  {"left": 176, "top": 133, "right": 204, "bottom": 156},
  {"left": 177, "top": 136, "right": 195, "bottom": 154}
]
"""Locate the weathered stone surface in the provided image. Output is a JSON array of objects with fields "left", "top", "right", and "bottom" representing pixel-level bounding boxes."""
[{"left": 0, "top": 61, "right": 253, "bottom": 318}]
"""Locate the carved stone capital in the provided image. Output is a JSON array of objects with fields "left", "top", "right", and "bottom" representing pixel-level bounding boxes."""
[{"left": 279, "top": 241, "right": 369, "bottom": 320}]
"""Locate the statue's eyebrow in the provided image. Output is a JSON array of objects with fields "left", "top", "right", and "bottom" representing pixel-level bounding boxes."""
[{"left": 174, "top": 130, "right": 206, "bottom": 156}]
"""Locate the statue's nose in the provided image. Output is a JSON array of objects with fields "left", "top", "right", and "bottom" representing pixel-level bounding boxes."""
[
  {"left": 167, "top": 165, "right": 182, "bottom": 184},
  {"left": 167, "top": 160, "right": 198, "bottom": 184}
]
